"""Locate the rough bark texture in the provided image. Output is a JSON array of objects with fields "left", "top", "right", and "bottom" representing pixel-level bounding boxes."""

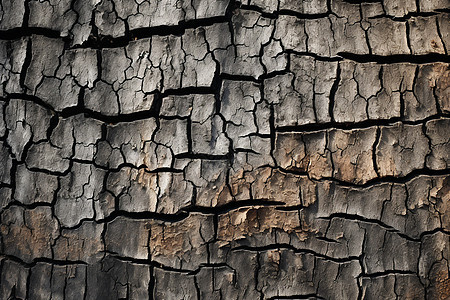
[{"left": 0, "top": 0, "right": 449, "bottom": 299}]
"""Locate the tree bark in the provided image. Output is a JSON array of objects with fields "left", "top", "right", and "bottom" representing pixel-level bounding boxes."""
[{"left": 0, "top": 0, "right": 449, "bottom": 299}]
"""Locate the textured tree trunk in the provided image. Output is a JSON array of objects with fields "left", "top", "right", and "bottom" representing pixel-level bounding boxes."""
[{"left": 0, "top": 0, "right": 449, "bottom": 299}]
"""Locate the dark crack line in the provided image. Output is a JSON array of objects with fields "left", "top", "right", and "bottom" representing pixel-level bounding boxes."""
[{"left": 230, "top": 244, "right": 362, "bottom": 263}]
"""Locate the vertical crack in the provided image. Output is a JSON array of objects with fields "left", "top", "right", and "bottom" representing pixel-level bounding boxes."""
[
  {"left": 421, "top": 122, "right": 432, "bottom": 168},
  {"left": 399, "top": 92, "right": 405, "bottom": 120},
  {"left": 95, "top": 50, "right": 102, "bottom": 85},
  {"left": 19, "top": 38, "right": 32, "bottom": 91},
  {"left": 435, "top": 16, "right": 447, "bottom": 55},
  {"left": 328, "top": 62, "right": 341, "bottom": 123},
  {"left": 23, "top": 0, "right": 31, "bottom": 28},
  {"left": 268, "top": 102, "right": 276, "bottom": 164},
  {"left": 405, "top": 21, "right": 412, "bottom": 54},
  {"left": 372, "top": 126, "right": 381, "bottom": 178},
  {"left": 25, "top": 266, "right": 31, "bottom": 300},
  {"left": 432, "top": 85, "right": 442, "bottom": 115},
  {"left": 193, "top": 275, "right": 201, "bottom": 300}
]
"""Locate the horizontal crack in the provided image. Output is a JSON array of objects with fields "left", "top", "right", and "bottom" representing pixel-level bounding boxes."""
[
  {"left": 361, "top": 270, "right": 417, "bottom": 278},
  {"left": 320, "top": 213, "right": 420, "bottom": 241},
  {"left": 266, "top": 295, "right": 326, "bottom": 300},
  {"left": 419, "top": 228, "right": 450, "bottom": 240},
  {"left": 0, "top": 27, "right": 67, "bottom": 40},
  {"left": 105, "top": 254, "right": 195, "bottom": 273},
  {"left": 3, "top": 201, "right": 53, "bottom": 211},
  {"left": 183, "top": 199, "right": 285, "bottom": 215},
  {"left": 276, "top": 115, "right": 450, "bottom": 133},
  {"left": 283, "top": 167, "right": 450, "bottom": 189},
  {"left": 1, "top": 254, "right": 87, "bottom": 268},
  {"left": 97, "top": 210, "right": 190, "bottom": 224},
  {"left": 338, "top": 52, "right": 450, "bottom": 64},
  {"left": 231, "top": 244, "right": 362, "bottom": 263}
]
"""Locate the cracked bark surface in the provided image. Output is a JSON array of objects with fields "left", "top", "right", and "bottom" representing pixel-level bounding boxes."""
[{"left": 0, "top": 0, "right": 449, "bottom": 299}]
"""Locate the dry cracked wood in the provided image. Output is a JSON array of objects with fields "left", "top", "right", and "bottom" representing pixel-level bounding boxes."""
[{"left": 0, "top": 0, "right": 449, "bottom": 299}]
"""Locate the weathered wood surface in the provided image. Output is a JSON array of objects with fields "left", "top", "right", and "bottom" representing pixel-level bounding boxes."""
[{"left": 0, "top": 0, "right": 449, "bottom": 299}]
